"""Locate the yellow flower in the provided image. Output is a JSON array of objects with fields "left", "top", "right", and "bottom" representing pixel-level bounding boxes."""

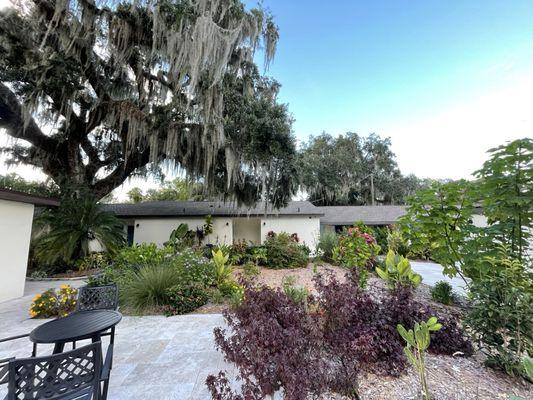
[{"left": 60, "top": 284, "right": 70, "bottom": 290}]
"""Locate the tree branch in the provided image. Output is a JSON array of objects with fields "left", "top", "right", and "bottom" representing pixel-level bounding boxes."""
[{"left": 0, "top": 83, "right": 58, "bottom": 152}]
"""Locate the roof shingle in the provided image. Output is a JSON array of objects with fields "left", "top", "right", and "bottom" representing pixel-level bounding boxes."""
[
  {"left": 319, "top": 205, "right": 407, "bottom": 226},
  {"left": 102, "top": 201, "right": 323, "bottom": 218}
]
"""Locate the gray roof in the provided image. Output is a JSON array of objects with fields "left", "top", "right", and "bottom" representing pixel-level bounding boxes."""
[
  {"left": 0, "top": 188, "right": 59, "bottom": 207},
  {"left": 319, "top": 205, "right": 407, "bottom": 226},
  {"left": 102, "top": 201, "right": 323, "bottom": 218}
]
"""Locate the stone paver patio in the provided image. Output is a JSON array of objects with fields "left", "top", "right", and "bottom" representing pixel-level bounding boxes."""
[{"left": 0, "top": 281, "right": 235, "bottom": 400}]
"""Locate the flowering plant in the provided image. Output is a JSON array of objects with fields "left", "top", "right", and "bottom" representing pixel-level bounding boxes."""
[
  {"left": 333, "top": 225, "right": 381, "bottom": 287},
  {"left": 29, "top": 284, "right": 78, "bottom": 318}
]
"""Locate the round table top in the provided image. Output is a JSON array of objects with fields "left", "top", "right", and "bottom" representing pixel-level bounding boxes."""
[{"left": 30, "top": 310, "right": 122, "bottom": 344}]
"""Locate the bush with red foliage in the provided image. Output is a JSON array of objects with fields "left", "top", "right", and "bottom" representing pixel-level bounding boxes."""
[
  {"left": 211, "top": 284, "right": 328, "bottom": 400},
  {"left": 207, "top": 274, "right": 472, "bottom": 399},
  {"left": 382, "top": 285, "right": 473, "bottom": 356}
]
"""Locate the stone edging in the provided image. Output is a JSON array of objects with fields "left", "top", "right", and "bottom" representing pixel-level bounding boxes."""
[{"left": 26, "top": 276, "right": 89, "bottom": 282}]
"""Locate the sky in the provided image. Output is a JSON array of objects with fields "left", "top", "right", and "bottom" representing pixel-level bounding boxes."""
[{"left": 1, "top": 0, "right": 533, "bottom": 198}]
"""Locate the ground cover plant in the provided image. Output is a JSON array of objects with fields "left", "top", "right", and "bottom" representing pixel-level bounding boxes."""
[{"left": 207, "top": 265, "right": 472, "bottom": 399}]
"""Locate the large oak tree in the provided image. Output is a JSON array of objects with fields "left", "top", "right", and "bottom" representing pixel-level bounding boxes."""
[{"left": 0, "top": 0, "right": 296, "bottom": 206}]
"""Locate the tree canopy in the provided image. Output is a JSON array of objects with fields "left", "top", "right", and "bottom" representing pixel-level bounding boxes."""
[
  {"left": 127, "top": 178, "right": 204, "bottom": 203},
  {"left": 0, "top": 172, "right": 60, "bottom": 198},
  {"left": 0, "top": 0, "right": 297, "bottom": 207},
  {"left": 298, "top": 132, "right": 428, "bottom": 206}
]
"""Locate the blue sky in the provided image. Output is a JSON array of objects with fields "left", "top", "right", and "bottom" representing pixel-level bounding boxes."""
[{"left": 247, "top": 0, "right": 533, "bottom": 178}]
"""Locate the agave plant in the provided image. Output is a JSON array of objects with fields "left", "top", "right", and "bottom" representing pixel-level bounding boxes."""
[
  {"left": 376, "top": 250, "right": 422, "bottom": 289},
  {"left": 33, "top": 196, "right": 125, "bottom": 267}
]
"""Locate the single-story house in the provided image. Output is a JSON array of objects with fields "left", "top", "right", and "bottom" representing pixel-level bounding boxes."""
[
  {"left": 319, "top": 205, "right": 408, "bottom": 232},
  {"left": 0, "top": 189, "right": 59, "bottom": 303},
  {"left": 102, "top": 201, "right": 323, "bottom": 252}
]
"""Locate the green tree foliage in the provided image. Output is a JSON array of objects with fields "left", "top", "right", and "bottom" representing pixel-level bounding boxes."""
[
  {"left": 474, "top": 138, "right": 532, "bottom": 263},
  {"left": 399, "top": 180, "right": 481, "bottom": 284},
  {"left": 401, "top": 138, "right": 532, "bottom": 284},
  {"left": 298, "top": 132, "right": 428, "bottom": 205},
  {"left": 0, "top": 0, "right": 296, "bottom": 206},
  {"left": 0, "top": 172, "right": 60, "bottom": 198},
  {"left": 466, "top": 246, "right": 532, "bottom": 378},
  {"left": 33, "top": 196, "right": 125, "bottom": 268},
  {"left": 127, "top": 178, "right": 205, "bottom": 203}
]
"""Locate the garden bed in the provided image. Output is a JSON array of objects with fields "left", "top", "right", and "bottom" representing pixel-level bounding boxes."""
[{"left": 204, "top": 262, "right": 531, "bottom": 399}]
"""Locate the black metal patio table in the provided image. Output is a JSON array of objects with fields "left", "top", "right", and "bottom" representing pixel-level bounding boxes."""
[{"left": 29, "top": 309, "right": 122, "bottom": 355}]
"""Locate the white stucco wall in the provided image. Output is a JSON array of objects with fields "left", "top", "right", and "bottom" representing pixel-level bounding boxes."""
[
  {"left": 0, "top": 199, "right": 35, "bottom": 303},
  {"left": 233, "top": 218, "right": 261, "bottom": 244},
  {"left": 261, "top": 216, "right": 321, "bottom": 253},
  {"left": 133, "top": 217, "right": 233, "bottom": 247}
]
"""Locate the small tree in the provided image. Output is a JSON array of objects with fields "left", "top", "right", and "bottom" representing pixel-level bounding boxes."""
[
  {"left": 399, "top": 180, "right": 481, "bottom": 285},
  {"left": 474, "top": 138, "right": 532, "bottom": 263}
]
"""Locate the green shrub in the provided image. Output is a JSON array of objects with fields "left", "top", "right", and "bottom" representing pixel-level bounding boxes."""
[
  {"left": 164, "top": 248, "right": 216, "bottom": 287},
  {"left": 113, "top": 243, "right": 173, "bottom": 269},
  {"left": 76, "top": 252, "right": 110, "bottom": 271},
  {"left": 430, "top": 281, "right": 455, "bottom": 305},
  {"left": 316, "top": 230, "right": 338, "bottom": 262},
  {"left": 263, "top": 232, "right": 309, "bottom": 269},
  {"left": 165, "top": 284, "right": 209, "bottom": 315},
  {"left": 120, "top": 264, "right": 182, "bottom": 312},
  {"left": 332, "top": 224, "right": 380, "bottom": 287},
  {"left": 32, "top": 195, "right": 125, "bottom": 269},
  {"left": 376, "top": 250, "right": 422, "bottom": 289},
  {"left": 229, "top": 240, "right": 249, "bottom": 265},
  {"left": 372, "top": 226, "right": 389, "bottom": 254},
  {"left": 386, "top": 226, "right": 409, "bottom": 257},
  {"left": 466, "top": 246, "right": 533, "bottom": 378}
]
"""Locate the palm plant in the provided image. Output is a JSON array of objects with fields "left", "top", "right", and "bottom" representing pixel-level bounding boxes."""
[{"left": 33, "top": 196, "right": 125, "bottom": 267}]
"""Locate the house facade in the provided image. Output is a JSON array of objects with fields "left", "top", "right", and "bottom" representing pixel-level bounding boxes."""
[
  {"left": 0, "top": 189, "right": 59, "bottom": 302},
  {"left": 103, "top": 201, "right": 323, "bottom": 252}
]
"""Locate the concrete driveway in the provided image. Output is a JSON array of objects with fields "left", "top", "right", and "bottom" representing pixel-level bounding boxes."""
[{"left": 0, "top": 280, "right": 234, "bottom": 400}]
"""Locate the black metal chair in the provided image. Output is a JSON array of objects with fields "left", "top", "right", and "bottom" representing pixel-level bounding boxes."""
[
  {"left": 76, "top": 285, "right": 119, "bottom": 312},
  {"left": 71, "top": 284, "right": 119, "bottom": 399},
  {"left": 72, "top": 284, "right": 119, "bottom": 348},
  {"left": 2, "top": 342, "right": 103, "bottom": 400}
]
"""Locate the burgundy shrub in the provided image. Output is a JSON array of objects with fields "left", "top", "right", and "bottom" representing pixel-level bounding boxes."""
[
  {"left": 208, "top": 275, "right": 472, "bottom": 399},
  {"left": 211, "top": 284, "right": 328, "bottom": 400},
  {"left": 383, "top": 285, "right": 473, "bottom": 356},
  {"left": 313, "top": 273, "right": 406, "bottom": 380}
]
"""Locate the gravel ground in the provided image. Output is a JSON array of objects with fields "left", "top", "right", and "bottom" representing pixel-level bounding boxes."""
[{"left": 198, "top": 262, "right": 532, "bottom": 399}]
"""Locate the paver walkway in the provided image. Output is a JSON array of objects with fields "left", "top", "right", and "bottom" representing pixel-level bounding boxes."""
[{"left": 0, "top": 281, "right": 234, "bottom": 400}]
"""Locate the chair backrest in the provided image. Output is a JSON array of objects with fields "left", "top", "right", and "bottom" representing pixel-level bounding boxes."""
[
  {"left": 6, "top": 342, "right": 102, "bottom": 400},
  {"left": 76, "top": 284, "right": 119, "bottom": 312}
]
